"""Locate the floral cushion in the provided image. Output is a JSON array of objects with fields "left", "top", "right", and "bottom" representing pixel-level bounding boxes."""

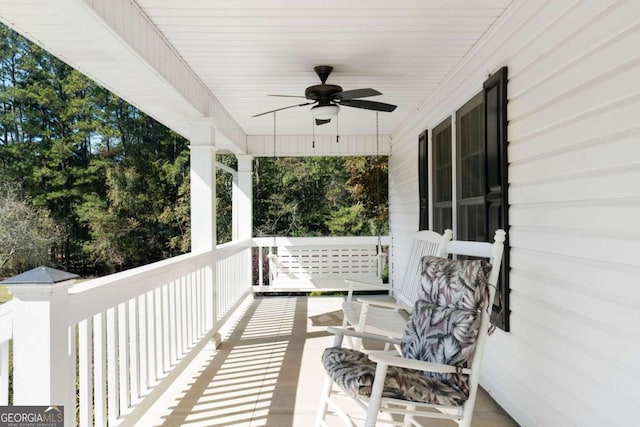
[
  {"left": 419, "top": 256, "right": 491, "bottom": 311},
  {"left": 400, "top": 257, "right": 491, "bottom": 394},
  {"left": 321, "top": 347, "right": 468, "bottom": 406},
  {"left": 401, "top": 300, "right": 481, "bottom": 395}
]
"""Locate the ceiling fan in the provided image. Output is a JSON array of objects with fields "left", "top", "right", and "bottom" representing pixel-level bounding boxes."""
[{"left": 252, "top": 65, "right": 397, "bottom": 125}]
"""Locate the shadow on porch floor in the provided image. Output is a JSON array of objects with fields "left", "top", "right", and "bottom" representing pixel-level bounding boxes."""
[{"left": 134, "top": 296, "right": 519, "bottom": 426}]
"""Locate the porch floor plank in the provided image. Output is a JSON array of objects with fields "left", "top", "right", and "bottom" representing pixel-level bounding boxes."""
[{"left": 132, "top": 296, "right": 519, "bottom": 426}]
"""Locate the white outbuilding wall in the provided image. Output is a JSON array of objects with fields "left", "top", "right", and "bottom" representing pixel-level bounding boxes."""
[{"left": 389, "top": 1, "right": 640, "bottom": 425}]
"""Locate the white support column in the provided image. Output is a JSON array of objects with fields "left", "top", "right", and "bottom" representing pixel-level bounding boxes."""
[
  {"left": 234, "top": 155, "right": 254, "bottom": 289},
  {"left": 189, "top": 118, "right": 217, "bottom": 329},
  {"left": 6, "top": 276, "right": 76, "bottom": 426},
  {"left": 234, "top": 155, "right": 254, "bottom": 241},
  {"left": 189, "top": 119, "right": 217, "bottom": 253}
]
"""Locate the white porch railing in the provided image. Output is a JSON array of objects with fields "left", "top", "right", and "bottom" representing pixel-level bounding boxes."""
[
  {"left": 4, "top": 239, "right": 253, "bottom": 427},
  {"left": 3, "top": 235, "right": 386, "bottom": 426},
  {"left": 0, "top": 299, "right": 15, "bottom": 406}
]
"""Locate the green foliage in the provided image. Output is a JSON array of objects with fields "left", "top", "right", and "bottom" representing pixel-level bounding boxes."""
[
  {"left": 0, "top": 23, "right": 190, "bottom": 275},
  {"left": 0, "top": 184, "right": 61, "bottom": 276},
  {"left": 216, "top": 154, "right": 236, "bottom": 244},
  {"left": 253, "top": 156, "right": 388, "bottom": 237},
  {"left": 327, "top": 204, "right": 367, "bottom": 235}
]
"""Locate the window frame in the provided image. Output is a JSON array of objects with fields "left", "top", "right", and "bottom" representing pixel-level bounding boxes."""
[
  {"left": 424, "top": 67, "right": 510, "bottom": 331},
  {"left": 418, "top": 130, "right": 429, "bottom": 230},
  {"left": 455, "top": 92, "right": 485, "bottom": 243},
  {"left": 431, "top": 117, "right": 453, "bottom": 234}
]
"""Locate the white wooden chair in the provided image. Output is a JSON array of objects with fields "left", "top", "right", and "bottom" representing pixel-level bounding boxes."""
[
  {"left": 316, "top": 229, "right": 506, "bottom": 427},
  {"left": 341, "top": 229, "right": 453, "bottom": 348}
]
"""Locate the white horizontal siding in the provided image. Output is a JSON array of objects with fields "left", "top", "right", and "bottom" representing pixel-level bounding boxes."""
[{"left": 390, "top": 0, "right": 640, "bottom": 425}]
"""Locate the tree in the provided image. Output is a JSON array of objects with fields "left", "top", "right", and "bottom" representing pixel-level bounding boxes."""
[
  {"left": 345, "top": 156, "right": 389, "bottom": 235},
  {"left": 253, "top": 156, "right": 388, "bottom": 237},
  {"left": 1, "top": 23, "right": 192, "bottom": 275},
  {"left": 0, "top": 184, "right": 61, "bottom": 277},
  {"left": 216, "top": 154, "right": 236, "bottom": 244}
]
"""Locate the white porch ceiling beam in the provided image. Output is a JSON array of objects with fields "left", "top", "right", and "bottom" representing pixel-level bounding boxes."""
[
  {"left": 247, "top": 134, "right": 391, "bottom": 157},
  {"left": 0, "top": 0, "right": 247, "bottom": 153}
]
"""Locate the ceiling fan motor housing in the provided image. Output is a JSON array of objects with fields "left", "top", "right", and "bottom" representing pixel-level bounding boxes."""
[{"left": 305, "top": 84, "right": 343, "bottom": 103}]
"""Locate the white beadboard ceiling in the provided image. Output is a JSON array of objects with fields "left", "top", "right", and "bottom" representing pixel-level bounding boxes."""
[
  {"left": 136, "top": 0, "right": 514, "bottom": 135},
  {"left": 0, "top": 0, "right": 515, "bottom": 138}
]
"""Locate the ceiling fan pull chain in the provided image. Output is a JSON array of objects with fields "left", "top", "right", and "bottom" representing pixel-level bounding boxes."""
[
  {"left": 376, "top": 111, "right": 380, "bottom": 157},
  {"left": 273, "top": 112, "right": 277, "bottom": 158},
  {"left": 376, "top": 111, "right": 382, "bottom": 236},
  {"left": 312, "top": 117, "right": 315, "bottom": 149},
  {"left": 336, "top": 116, "right": 340, "bottom": 143}
]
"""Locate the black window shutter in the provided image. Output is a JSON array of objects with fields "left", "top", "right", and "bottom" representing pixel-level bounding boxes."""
[
  {"left": 418, "top": 130, "right": 429, "bottom": 230},
  {"left": 483, "top": 66, "right": 510, "bottom": 332}
]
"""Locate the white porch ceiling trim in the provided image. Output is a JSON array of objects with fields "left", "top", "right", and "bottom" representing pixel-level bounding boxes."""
[{"left": 247, "top": 134, "right": 391, "bottom": 157}]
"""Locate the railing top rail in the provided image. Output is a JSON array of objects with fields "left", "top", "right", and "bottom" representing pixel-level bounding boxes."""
[
  {"left": 66, "top": 239, "right": 253, "bottom": 325},
  {"left": 216, "top": 238, "right": 254, "bottom": 259},
  {"left": 68, "top": 250, "right": 213, "bottom": 295},
  {"left": 0, "top": 299, "right": 16, "bottom": 343},
  {"left": 0, "top": 299, "right": 16, "bottom": 316},
  {"left": 253, "top": 235, "right": 390, "bottom": 247}
]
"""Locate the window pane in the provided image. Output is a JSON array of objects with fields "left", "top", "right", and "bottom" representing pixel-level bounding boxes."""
[
  {"left": 432, "top": 118, "right": 452, "bottom": 233},
  {"left": 418, "top": 131, "right": 429, "bottom": 230},
  {"left": 456, "top": 93, "right": 484, "bottom": 242},
  {"left": 434, "top": 206, "right": 452, "bottom": 232}
]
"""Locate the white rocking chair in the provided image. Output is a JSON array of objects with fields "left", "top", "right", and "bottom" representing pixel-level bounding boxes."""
[
  {"left": 341, "top": 229, "right": 453, "bottom": 349},
  {"left": 316, "top": 229, "right": 506, "bottom": 427}
]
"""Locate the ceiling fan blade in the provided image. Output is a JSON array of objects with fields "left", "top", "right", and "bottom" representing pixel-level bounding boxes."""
[
  {"left": 268, "top": 94, "right": 308, "bottom": 99},
  {"left": 333, "top": 88, "right": 381, "bottom": 101},
  {"left": 252, "top": 102, "right": 315, "bottom": 117},
  {"left": 315, "top": 118, "right": 331, "bottom": 126},
  {"left": 339, "top": 99, "right": 397, "bottom": 112}
]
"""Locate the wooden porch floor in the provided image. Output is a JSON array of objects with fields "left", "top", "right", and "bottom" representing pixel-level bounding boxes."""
[{"left": 132, "top": 295, "right": 519, "bottom": 427}]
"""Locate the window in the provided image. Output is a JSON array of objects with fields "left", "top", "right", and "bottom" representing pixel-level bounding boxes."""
[
  {"left": 432, "top": 118, "right": 453, "bottom": 234},
  {"left": 426, "top": 67, "right": 509, "bottom": 331},
  {"left": 418, "top": 130, "right": 429, "bottom": 230},
  {"left": 456, "top": 93, "right": 485, "bottom": 242}
]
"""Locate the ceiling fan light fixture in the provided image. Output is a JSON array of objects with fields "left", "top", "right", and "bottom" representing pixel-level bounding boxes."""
[{"left": 311, "top": 104, "right": 340, "bottom": 120}]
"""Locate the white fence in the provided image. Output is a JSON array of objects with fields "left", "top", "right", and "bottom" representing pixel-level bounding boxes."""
[
  {"left": 0, "top": 299, "right": 15, "bottom": 406},
  {"left": 4, "top": 239, "right": 253, "bottom": 427},
  {"left": 3, "top": 236, "right": 384, "bottom": 426}
]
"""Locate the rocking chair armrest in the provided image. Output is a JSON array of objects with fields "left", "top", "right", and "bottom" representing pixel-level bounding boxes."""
[
  {"left": 356, "top": 298, "right": 411, "bottom": 312},
  {"left": 326, "top": 327, "right": 402, "bottom": 346},
  {"left": 368, "top": 351, "right": 472, "bottom": 375}
]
